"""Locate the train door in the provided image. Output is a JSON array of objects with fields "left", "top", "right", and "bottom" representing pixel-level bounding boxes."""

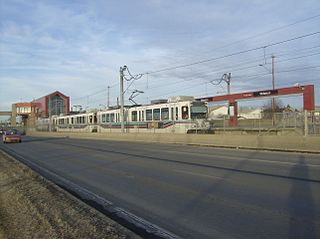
[
  {"left": 94, "top": 113, "right": 97, "bottom": 124},
  {"left": 181, "top": 105, "right": 189, "bottom": 120}
]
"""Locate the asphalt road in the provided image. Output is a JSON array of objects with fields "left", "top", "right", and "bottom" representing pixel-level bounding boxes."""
[{"left": 1, "top": 136, "right": 320, "bottom": 239}]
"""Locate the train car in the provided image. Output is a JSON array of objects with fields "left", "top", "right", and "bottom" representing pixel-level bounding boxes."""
[
  {"left": 97, "top": 96, "right": 208, "bottom": 134},
  {"left": 55, "top": 112, "right": 97, "bottom": 132},
  {"left": 36, "top": 96, "right": 208, "bottom": 134}
]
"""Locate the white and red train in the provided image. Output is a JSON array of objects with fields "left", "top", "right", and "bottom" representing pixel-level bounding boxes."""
[{"left": 36, "top": 96, "right": 208, "bottom": 134}]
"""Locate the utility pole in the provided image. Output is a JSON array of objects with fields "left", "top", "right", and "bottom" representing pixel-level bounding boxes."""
[
  {"left": 107, "top": 85, "right": 110, "bottom": 109},
  {"left": 227, "top": 73, "right": 231, "bottom": 95},
  {"left": 272, "top": 55, "right": 275, "bottom": 90},
  {"left": 48, "top": 96, "right": 51, "bottom": 132},
  {"left": 222, "top": 73, "right": 231, "bottom": 94},
  {"left": 271, "top": 55, "right": 275, "bottom": 126},
  {"left": 120, "top": 66, "right": 126, "bottom": 133}
]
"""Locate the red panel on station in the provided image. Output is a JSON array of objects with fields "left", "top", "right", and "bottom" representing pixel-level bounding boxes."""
[{"left": 197, "top": 84, "right": 315, "bottom": 126}]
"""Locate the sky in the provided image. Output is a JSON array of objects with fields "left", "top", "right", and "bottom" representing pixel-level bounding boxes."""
[{"left": 0, "top": 0, "right": 319, "bottom": 118}]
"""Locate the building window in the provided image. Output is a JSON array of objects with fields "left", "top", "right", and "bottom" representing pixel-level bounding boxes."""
[{"left": 49, "top": 95, "right": 66, "bottom": 116}]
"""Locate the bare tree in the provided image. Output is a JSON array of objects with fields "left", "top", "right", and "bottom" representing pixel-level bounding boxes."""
[{"left": 262, "top": 99, "right": 283, "bottom": 119}]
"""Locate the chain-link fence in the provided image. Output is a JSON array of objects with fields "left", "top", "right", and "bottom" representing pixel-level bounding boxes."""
[
  {"left": 208, "top": 111, "right": 320, "bottom": 136},
  {"left": 33, "top": 111, "right": 320, "bottom": 136}
]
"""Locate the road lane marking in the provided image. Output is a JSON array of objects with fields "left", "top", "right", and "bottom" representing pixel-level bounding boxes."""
[{"left": 173, "top": 169, "right": 224, "bottom": 179}]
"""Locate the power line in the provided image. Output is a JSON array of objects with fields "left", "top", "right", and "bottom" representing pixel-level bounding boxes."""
[
  {"left": 141, "top": 51, "right": 320, "bottom": 88},
  {"left": 132, "top": 58, "right": 319, "bottom": 95},
  {"left": 72, "top": 83, "right": 118, "bottom": 101},
  {"left": 142, "top": 31, "right": 320, "bottom": 75},
  {"left": 71, "top": 41, "right": 320, "bottom": 102},
  {"left": 166, "top": 13, "right": 320, "bottom": 62},
  {"left": 233, "top": 65, "right": 320, "bottom": 82}
]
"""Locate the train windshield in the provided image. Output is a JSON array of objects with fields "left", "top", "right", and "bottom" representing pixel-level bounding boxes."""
[{"left": 191, "top": 102, "right": 207, "bottom": 119}]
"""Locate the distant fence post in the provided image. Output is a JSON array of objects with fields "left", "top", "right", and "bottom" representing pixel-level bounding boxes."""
[{"left": 304, "top": 110, "right": 308, "bottom": 137}]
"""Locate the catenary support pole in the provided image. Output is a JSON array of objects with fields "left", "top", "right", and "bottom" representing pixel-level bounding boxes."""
[{"left": 120, "top": 66, "right": 126, "bottom": 133}]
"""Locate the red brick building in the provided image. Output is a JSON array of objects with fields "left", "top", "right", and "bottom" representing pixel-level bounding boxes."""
[
  {"left": 11, "top": 91, "right": 70, "bottom": 127},
  {"left": 32, "top": 91, "right": 70, "bottom": 118}
]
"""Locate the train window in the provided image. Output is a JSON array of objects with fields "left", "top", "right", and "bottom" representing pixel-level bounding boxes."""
[
  {"left": 153, "top": 108, "right": 160, "bottom": 121},
  {"left": 146, "top": 109, "right": 152, "bottom": 121},
  {"left": 102, "top": 114, "right": 106, "bottom": 123},
  {"left": 175, "top": 107, "right": 179, "bottom": 120},
  {"left": 138, "top": 111, "right": 141, "bottom": 121},
  {"left": 171, "top": 108, "right": 173, "bottom": 120},
  {"left": 191, "top": 105, "right": 207, "bottom": 119},
  {"left": 181, "top": 106, "right": 189, "bottom": 119},
  {"left": 71, "top": 117, "right": 74, "bottom": 124},
  {"left": 132, "top": 111, "right": 138, "bottom": 122},
  {"left": 161, "top": 108, "right": 169, "bottom": 120},
  {"left": 110, "top": 113, "right": 115, "bottom": 122},
  {"left": 141, "top": 110, "right": 144, "bottom": 121}
]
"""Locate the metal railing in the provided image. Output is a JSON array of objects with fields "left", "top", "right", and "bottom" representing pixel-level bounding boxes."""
[
  {"left": 209, "top": 111, "right": 320, "bottom": 136},
  {"left": 33, "top": 111, "right": 320, "bottom": 136}
]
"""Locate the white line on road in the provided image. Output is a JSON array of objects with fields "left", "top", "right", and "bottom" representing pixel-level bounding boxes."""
[{"left": 173, "top": 169, "right": 224, "bottom": 179}]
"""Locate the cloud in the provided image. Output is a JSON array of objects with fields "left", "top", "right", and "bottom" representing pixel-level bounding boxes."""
[{"left": 0, "top": 0, "right": 319, "bottom": 111}]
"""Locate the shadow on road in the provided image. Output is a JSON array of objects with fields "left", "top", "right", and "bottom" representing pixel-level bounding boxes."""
[
  {"left": 21, "top": 137, "right": 68, "bottom": 143},
  {"left": 288, "top": 155, "right": 317, "bottom": 239},
  {"left": 176, "top": 150, "right": 258, "bottom": 218}
]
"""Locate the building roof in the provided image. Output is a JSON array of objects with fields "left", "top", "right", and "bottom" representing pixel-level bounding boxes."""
[{"left": 34, "top": 91, "right": 69, "bottom": 101}]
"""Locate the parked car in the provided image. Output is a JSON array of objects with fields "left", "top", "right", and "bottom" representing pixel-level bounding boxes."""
[{"left": 2, "top": 130, "right": 22, "bottom": 143}]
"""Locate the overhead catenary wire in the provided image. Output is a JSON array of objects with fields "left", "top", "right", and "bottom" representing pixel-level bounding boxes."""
[
  {"left": 73, "top": 22, "right": 320, "bottom": 106},
  {"left": 178, "top": 44, "right": 320, "bottom": 78},
  {"left": 164, "top": 13, "right": 320, "bottom": 62},
  {"left": 141, "top": 31, "right": 320, "bottom": 75},
  {"left": 72, "top": 83, "right": 119, "bottom": 101},
  {"left": 72, "top": 32, "right": 320, "bottom": 103},
  {"left": 232, "top": 65, "right": 320, "bottom": 82},
  {"left": 134, "top": 51, "right": 320, "bottom": 92}
]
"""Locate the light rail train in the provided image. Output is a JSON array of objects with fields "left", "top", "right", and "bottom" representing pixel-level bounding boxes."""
[{"left": 36, "top": 96, "right": 208, "bottom": 134}]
